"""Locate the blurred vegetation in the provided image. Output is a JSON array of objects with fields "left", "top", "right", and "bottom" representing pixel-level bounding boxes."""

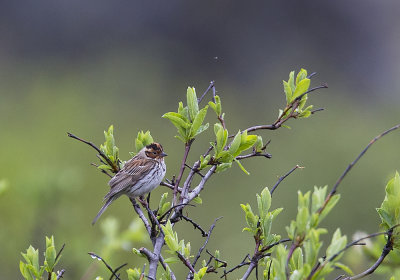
[{"left": 1, "top": 53, "right": 400, "bottom": 279}]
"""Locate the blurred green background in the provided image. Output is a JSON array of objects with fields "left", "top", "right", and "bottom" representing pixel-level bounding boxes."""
[{"left": 1, "top": 1, "right": 400, "bottom": 279}]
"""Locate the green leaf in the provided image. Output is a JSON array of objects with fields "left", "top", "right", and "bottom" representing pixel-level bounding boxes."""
[
  {"left": 283, "top": 80, "right": 293, "bottom": 104},
  {"left": 162, "top": 112, "right": 190, "bottom": 141},
  {"left": 254, "top": 136, "right": 264, "bottom": 153},
  {"left": 296, "top": 207, "right": 309, "bottom": 235},
  {"left": 189, "top": 106, "right": 209, "bottom": 138},
  {"left": 234, "top": 159, "right": 250, "bottom": 175},
  {"left": 126, "top": 268, "right": 142, "bottom": 280},
  {"left": 44, "top": 245, "right": 56, "bottom": 272},
  {"left": 158, "top": 193, "right": 171, "bottom": 218},
  {"left": 199, "top": 155, "right": 210, "bottom": 170},
  {"left": 164, "top": 256, "right": 180, "bottom": 264},
  {"left": 238, "top": 134, "right": 258, "bottom": 154},
  {"left": 215, "top": 162, "right": 232, "bottom": 173},
  {"left": 214, "top": 123, "right": 228, "bottom": 154},
  {"left": 192, "top": 196, "right": 202, "bottom": 204},
  {"left": 187, "top": 87, "right": 199, "bottom": 121},
  {"left": 229, "top": 131, "right": 242, "bottom": 156},
  {"left": 135, "top": 131, "right": 154, "bottom": 152},
  {"left": 257, "top": 187, "right": 271, "bottom": 218},
  {"left": 288, "top": 71, "right": 295, "bottom": 92},
  {"left": 326, "top": 228, "right": 347, "bottom": 260},
  {"left": 178, "top": 101, "right": 190, "bottom": 120},
  {"left": 296, "top": 69, "right": 308, "bottom": 84},
  {"left": 194, "top": 267, "right": 208, "bottom": 280},
  {"left": 209, "top": 95, "right": 222, "bottom": 116},
  {"left": 293, "top": 78, "right": 310, "bottom": 99},
  {"left": 318, "top": 194, "right": 340, "bottom": 225},
  {"left": 161, "top": 220, "right": 179, "bottom": 252},
  {"left": 335, "top": 262, "right": 354, "bottom": 275},
  {"left": 241, "top": 204, "right": 259, "bottom": 234}
]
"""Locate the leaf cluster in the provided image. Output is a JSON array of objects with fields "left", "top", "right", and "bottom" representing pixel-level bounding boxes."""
[
  {"left": 162, "top": 87, "right": 209, "bottom": 143},
  {"left": 20, "top": 236, "right": 62, "bottom": 280},
  {"left": 376, "top": 171, "right": 400, "bottom": 248}
]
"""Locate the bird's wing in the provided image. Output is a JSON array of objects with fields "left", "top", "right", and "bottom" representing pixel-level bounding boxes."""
[{"left": 104, "top": 157, "right": 155, "bottom": 200}]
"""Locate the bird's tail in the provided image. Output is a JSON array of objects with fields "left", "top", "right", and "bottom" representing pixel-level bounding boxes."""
[{"left": 92, "top": 197, "right": 115, "bottom": 225}]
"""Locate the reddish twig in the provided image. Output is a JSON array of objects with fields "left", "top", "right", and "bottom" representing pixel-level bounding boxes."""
[{"left": 174, "top": 140, "right": 193, "bottom": 205}]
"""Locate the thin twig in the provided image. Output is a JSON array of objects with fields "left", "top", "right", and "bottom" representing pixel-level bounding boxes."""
[
  {"left": 318, "top": 123, "right": 400, "bottom": 214},
  {"left": 221, "top": 254, "right": 251, "bottom": 278},
  {"left": 56, "top": 269, "right": 65, "bottom": 280},
  {"left": 67, "top": 132, "right": 119, "bottom": 173},
  {"left": 311, "top": 108, "right": 324, "bottom": 114},
  {"left": 91, "top": 163, "right": 113, "bottom": 178},
  {"left": 178, "top": 252, "right": 196, "bottom": 273},
  {"left": 55, "top": 243, "right": 65, "bottom": 263},
  {"left": 192, "top": 217, "right": 222, "bottom": 268},
  {"left": 181, "top": 215, "right": 208, "bottom": 237},
  {"left": 205, "top": 249, "right": 228, "bottom": 267},
  {"left": 285, "top": 242, "right": 299, "bottom": 279},
  {"left": 88, "top": 252, "right": 124, "bottom": 280},
  {"left": 236, "top": 152, "right": 272, "bottom": 160},
  {"left": 198, "top": 81, "right": 215, "bottom": 103},
  {"left": 270, "top": 165, "right": 303, "bottom": 195},
  {"left": 259, "top": 238, "right": 291, "bottom": 253},
  {"left": 174, "top": 140, "right": 193, "bottom": 205},
  {"left": 160, "top": 203, "right": 195, "bottom": 222},
  {"left": 185, "top": 163, "right": 205, "bottom": 177}
]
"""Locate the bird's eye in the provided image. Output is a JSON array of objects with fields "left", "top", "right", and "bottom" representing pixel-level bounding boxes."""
[{"left": 153, "top": 152, "right": 157, "bottom": 155}]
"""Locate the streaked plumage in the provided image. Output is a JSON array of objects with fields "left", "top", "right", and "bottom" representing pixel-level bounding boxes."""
[{"left": 92, "top": 143, "right": 167, "bottom": 225}]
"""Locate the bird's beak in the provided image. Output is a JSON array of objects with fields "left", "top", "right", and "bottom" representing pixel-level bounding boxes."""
[{"left": 161, "top": 152, "right": 168, "bottom": 157}]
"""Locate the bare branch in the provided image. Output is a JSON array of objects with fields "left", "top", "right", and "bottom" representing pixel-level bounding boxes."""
[
  {"left": 178, "top": 251, "right": 197, "bottom": 273},
  {"left": 192, "top": 218, "right": 222, "bottom": 268},
  {"left": 174, "top": 140, "right": 193, "bottom": 205},
  {"left": 318, "top": 123, "right": 400, "bottom": 214},
  {"left": 181, "top": 215, "right": 208, "bottom": 237},
  {"left": 130, "top": 198, "right": 152, "bottom": 237},
  {"left": 311, "top": 108, "right": 324, "bottom": 114},
  {"left": 221, "top": 254, "right": 251, "bottom": 278},
  {"left": 55, "top": 243, "right": 65, "bottom": 263},
  {"left": 236, "top": 151, "right": 272, "bottom": 160},
  {"left": 148, "top": 235, "right": 165, "bottom": 280},
  {"left": 198, "top": 81, "right": 215, "bottom": 104},
  {"left": 270, "top": 165, "right": 303, "bottom": 195}
]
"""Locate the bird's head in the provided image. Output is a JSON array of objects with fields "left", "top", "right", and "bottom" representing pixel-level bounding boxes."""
[{"left": 143, "top": 143, "right": 167, "bottom": 160}]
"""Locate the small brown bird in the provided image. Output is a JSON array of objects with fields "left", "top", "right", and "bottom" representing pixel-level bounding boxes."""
[{"left": 92, "top": 143, "right": 167, "bottom": 225}]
